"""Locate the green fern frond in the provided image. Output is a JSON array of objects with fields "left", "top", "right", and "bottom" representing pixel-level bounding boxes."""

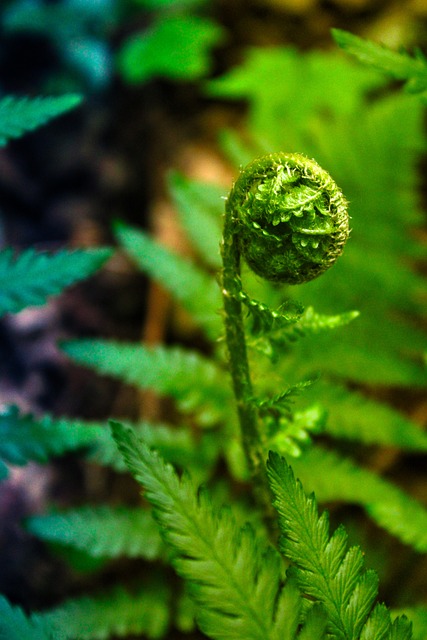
[
  {"left": 289, "top": 446, "right": 427, "bottom": 553},
  {"left": 0, "top": 247, "right": 112, "bottom": 317},
  {"left": 266, "top": 452, "right": 412, "bottom": 640},
  {"left": 114, "top": 220, "right": 221, "bottom": 338},
  {"left": 27, "top": 506, "right": 163, "bottom": 559},
  {"left": 283, "top": 306, "right": 360, "bottom": 341},
  {"left": 239, "top": 290, "right": 303, "bottom": 337},
  {"left": 0, "top": 405, "right": 219, "bottom": 480},
  {"left": 168, "top": 171, "right": 224, "bottom": 269},
  {"left": 332, "top": 29, "right": 427, "bottom": 99},
  {"left": 256, "top": 379, "right": 316, "bottom": 419},
  {"left": 36, "top": 584, "right": 170, "bottom": 639},
  {"left": 61, "top": 340, "right": 232, "bottom": 426},
  {"left": 0, "top": 94, "right": 83, "bottom": 146},
  {"left": 90, "top": 418, "right": 219, "bottom": 477},
  {"left": 0, "top": 596, "right": 64, "bottom": 640},
  {"left": 0, "top": 406, "right": 101, "bottom": 476},
  {"left": 309, "top": 382, "right": 427, "bottom": 451},
  {"left": 111, "top": 420, "right": 322, "bottom": 640}
]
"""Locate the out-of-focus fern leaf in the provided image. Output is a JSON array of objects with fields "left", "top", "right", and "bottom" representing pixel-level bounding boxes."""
[
  {"left": 306, "top": 382, "right": 427, "bottom": 451},
  {"left": 0, "top": 405, "right": 219, "bottom": 480},
  {"left": 0, "top": 596, "right": 63, "bottom": 640},
  {"left": 0, "top": 247, "right": 112, "bottom": 317},
  {"left": 27, "top": 506, "right": 163, "bottom": 559},
  {"left": 61, "top": 340, "right": 233, "bottom": 427},
  {"left": 393, "top": 607, "right": 427, "bottom": 640},
  {"left": 117, "top": 15, "right": 224, "bottom": 84},
  {"left": 36, "top": 584, "right": 170, "bottom": 639},
  {"left": 332, "top": 29, "right": 427, "bottom": 100},
  {"left": 89, "top": 418, "right": 219, "bottom": 477},
  {"left": 111, "top": 421, "right": 326, "bottom": 640},
  {"left": 267, "top": 452, "right": 413, "bottom": 640},
  {"left": 289, "top": 446, "right": 427, "bottom": 553},
  {"left": 0, "top": 406, "right": 101, "bottom": 477},
  {"left": 168, "top": 171, "right": 224, "bottom": 269},
  {"left": 206, "top": 48, "right": 384, "bottom": 140},
  {"left": 114, "top": 220, "right": 221, "bottom": 338},
  {"left": 0, "top": 94, "right": 83, "bottom": 146}
]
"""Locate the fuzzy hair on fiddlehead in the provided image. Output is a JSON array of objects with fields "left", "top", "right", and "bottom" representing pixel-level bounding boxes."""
[{"left": 227, "top": 153, "right": 349, "bottom": 284}]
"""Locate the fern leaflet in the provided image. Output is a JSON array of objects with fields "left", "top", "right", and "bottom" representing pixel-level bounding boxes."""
[
  {"left": 0, "top": 94, "right": 83, "bottom": 146},
  {"left": 311, "top": 382, "right": 427, "bottom": 451},
  {"left": 289, "top": 446, "right": 427, "bottom": 553},
  {"left": 0, "top": 247, "right": 112, "bottom": 317},
  {"left": 0, "top": 596, "right": 63, "bottom": 640},
  {"left": 267, "top": 452, "right": 413, "bottom": 640},
  {"left": 332, "top": 29, "right": 427, "bottom": 99},
  {"left": 114, "top": 220, "right": 221, "bottom": 338},
  {"left": 0, "top": 406, "right": 101, "bottom": 476},
  {"left": 36, "top": 583, "right": 170, "bottom": 639},
  {"left": 61, "top": 340, "right": 233, "bottom": 426},
  {"left": 111, "top": 420, "right": 327, "bottom": 640},
  {"left": 27, "top": 506, "right": 163, "bottom": 559},
  {"left": 168, "top": 171, "right": 224, "bottom": 269},
  {"left": 393, "top": 607, "right": 427, "bottom": 640}
]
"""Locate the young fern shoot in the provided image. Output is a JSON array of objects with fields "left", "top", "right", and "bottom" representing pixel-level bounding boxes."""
[{"left": 221, "top": 153, "right": 349, "bottom": 484}]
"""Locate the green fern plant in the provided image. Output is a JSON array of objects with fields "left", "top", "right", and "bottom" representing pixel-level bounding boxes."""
[{"left": 2, "top": 30, "right": 427, "bottom": 640}]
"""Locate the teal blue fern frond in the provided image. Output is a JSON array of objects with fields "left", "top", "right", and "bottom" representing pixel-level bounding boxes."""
[
  {"left": 0, "top": 94, "right": 83, "bottom": 146},
  {"left": 0, "top": 247, "right": 112, "bottom": 317},
  {"left": 267, "top": 452, "right": 413, "bottom": 640},
  {"left": 0, "top": 596, "right": 64, "bottom": 640},
  {"left": 0, "top": 405, "right": 220, "bottom": 480},
  {"left": 35, "top": 583, "right": 170, "bottom": 639},
  {"left": 111, "top": 421, "right": 328, "bottom": 640},
  {"left": 61, "top": 340, "right": 233, "bottom": 426},
  {"left": 114, "top": 220, "right": 221, "bottom": 339},
  {"left": 27, "top": 506, "right": 164, "bottom": 559},
  {"left": 289, "top": 446, "right": 427, "bottom": 553},
  {"left": 0, "top": 406, "right": 101, "bottom": 477},
  {"left": 332, "top": 29, "right": 427, "bottom": 100}
]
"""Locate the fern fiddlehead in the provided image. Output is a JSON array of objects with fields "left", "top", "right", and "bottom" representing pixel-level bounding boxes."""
[{"left": 221, "top": 153, "right": 349, "bottom": 488}]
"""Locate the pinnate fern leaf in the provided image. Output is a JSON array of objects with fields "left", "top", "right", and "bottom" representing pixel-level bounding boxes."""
[
  {"left": 111, "top": 420, "right": 326, "bottom": 640},
  {"left": 0, "top": 247, "right": 112, "bottom": 317},
  {"left": 27, "top": 506, "right": 163, "bottom": 559},
  {"left": 0, "top": 406, "right": 101, "bottom": 476},
  {"left": 289, "top": 445, "right": 427, "bottom": 554},
  {"left": 36, "top": 584, "right": 170, "bottom": 639},
  {"left": 0, "top": 94, "right": 82, "bottom": 146},
  {"left": 309, "top": 382, "right": 427, "bottom": 451},
  {"left": 267, "top": 452, "right": 413, "bottom": 640},
  {"left": 0, "top": 596, "right": 64, "bottom": 640},
  {"left": 62, "top": 340, "right": 232, "bottom": 426},
  {"left": 332, "top": 29, "right": 427, "bottom": 99},
  {"left": 114, "top": 220, "right": 221, "bottom": 338},
  {"left": 0, "top": 405, "right": 219, "bottom": 478},
  {"left": 168, "top": 171, "right": 224, "bottom": 269}
]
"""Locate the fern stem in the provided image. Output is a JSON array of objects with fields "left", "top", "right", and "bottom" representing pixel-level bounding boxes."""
[{"left": 221, "top": 198, "right": 266, "bottom": 486}]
